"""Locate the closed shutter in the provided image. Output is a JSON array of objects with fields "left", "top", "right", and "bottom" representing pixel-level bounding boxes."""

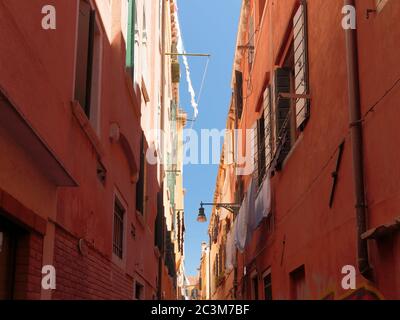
[
  {"left": 263, "top": 85, "right": 273, "bottom": 169},
  {"left": 235, "top": 71, "right": 244, "bottom": 120},
  {"left": 274, "top": 68, "right": 291, "bottom": 168},
  {"left": 136, "top": 132, "right": 145, "bottom": 214},
  {"left": 154, "top": 190, "right": 164, "bottom": 250},
  {"left": 252, "top": 122, "right": 258, "bottom": 179},
  {"left": 293, "top": 1, "right": 310, "bottom": 130},
  {"left": 257, "top": 115, "right": 266, "bottom": 185},
  {"left": 126, "top": 0, "right": 136, "bottom": 77}
]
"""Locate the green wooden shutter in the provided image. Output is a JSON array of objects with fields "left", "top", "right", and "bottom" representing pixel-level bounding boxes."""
[{"left": 126, "top": 0, "right": 135, "bottom": 75}]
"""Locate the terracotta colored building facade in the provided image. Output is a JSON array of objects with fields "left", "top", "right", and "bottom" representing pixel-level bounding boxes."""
[
  {"left": 0, "top": 0, "right": 185, "bottom": 300},
  {"left": 206, "top": 0, "right": 400, "bottom": 300}
]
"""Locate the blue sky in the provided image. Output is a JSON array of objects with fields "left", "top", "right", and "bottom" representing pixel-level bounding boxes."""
[{"left": 177, "top": 0, "right": 242, "bottom": 276}]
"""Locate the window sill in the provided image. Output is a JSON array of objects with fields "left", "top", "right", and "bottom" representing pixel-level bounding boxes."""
[
  {"left": 271, "top": 131, "right": 304, "bottom": 173},
  {"left": 141, "top": 76, "right": 150, "bottom": 103},
  {"left": 71, "top": 100, "right": 104, "bottom": 158},
  {"left": 112, "top": 252, "right": 126, "bottom": 270}
]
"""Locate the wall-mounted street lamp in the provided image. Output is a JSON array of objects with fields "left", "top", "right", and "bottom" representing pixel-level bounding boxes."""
[{"left": 196, "top": 201, "right": 240, "bottom": 223}]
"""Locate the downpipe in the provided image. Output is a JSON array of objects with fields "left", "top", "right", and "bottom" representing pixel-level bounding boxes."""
[{"left": 344, "top": 0, "right": 373, "bottom": 281}]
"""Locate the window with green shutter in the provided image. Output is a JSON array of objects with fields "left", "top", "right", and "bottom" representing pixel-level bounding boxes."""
[{"left": 126, "top": 0, "right": 136, "bottom": 78}]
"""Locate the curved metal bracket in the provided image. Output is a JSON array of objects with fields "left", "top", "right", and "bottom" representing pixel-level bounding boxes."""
[{"left": 200, "top": 201, "right": 240, "bottom": 214}]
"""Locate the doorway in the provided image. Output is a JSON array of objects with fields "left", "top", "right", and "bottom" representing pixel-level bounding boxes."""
[{"left": 0, "top": 214, "right": 18, "bottom": 300}]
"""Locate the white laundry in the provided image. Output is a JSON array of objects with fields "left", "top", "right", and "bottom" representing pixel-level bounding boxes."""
[
  {"left": 234, "top": 178, "right": 256, "bottom": 252},
  {"left": 253, "top": 175, "right": 272, "bottom": 229},
  {"left": 246, "top": 178, "right": 257, "bottom": 238}
]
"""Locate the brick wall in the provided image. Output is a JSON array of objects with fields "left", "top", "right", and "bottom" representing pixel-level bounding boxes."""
[{"left": 53, "top": 225, "right": 134, "bottom": 300}]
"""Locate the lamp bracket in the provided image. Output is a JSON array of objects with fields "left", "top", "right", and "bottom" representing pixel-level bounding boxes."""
[{"left": 200, "top": 202, "right": 240, "bottom": 214}]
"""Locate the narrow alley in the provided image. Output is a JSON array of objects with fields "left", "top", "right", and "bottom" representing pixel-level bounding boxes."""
[{"left": 0, "top": 0, "right": 399, "bottom": 308}]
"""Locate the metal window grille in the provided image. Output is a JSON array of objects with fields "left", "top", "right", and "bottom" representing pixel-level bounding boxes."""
[{"left": 113, "top": 199, "right": 125, "bottom": 259}]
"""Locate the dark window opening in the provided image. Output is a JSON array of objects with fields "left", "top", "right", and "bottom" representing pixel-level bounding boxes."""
[
  {"left": 255, "top": 112, "right": 266, "bottom": 187},
  {"left": 75, "top": 0, "right": 96, "bottom": 118},
  {"left": 154, "top": 190, "right": 164, "bottom": 250},
  {"left": 235, "top": 71, "right": 243, "bottom": 120},
  {"left": 136, "top": 133, "right": 145, "bottom": 214},
  {"left": 273, "top": 2, "right": 310, "bottom": 170},
  {"left": 252, "top": 275, "right": 259, "bottom": 300},
  {"left": 135, "top": 281, "right": 144, "bottom": 300},
  {"left": 290, "top": 265, "right": 306, "bottom": 300},
  {"left": 0, "top": 215, "right": 17, "bottom": 300},
  {"left": 263, "top": 273, "right": 272, "bottom": 300},
  {"left": 97, "top": 160, "right": 106, "bottom": 184},
  {"left": 113, "top": 198, "right": 125, "bottom": 259}
]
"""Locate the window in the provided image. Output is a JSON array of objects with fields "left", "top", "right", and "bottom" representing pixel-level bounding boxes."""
[
  {"left": 136, "top": 133, "right": 145, "bottom": 215},
  {"left": 253, "top": 113, "right": 266, "bottom": 187},
  {"left": 219, "top": 245, "right": 225, "bottom": 277},
  {"left": 290, "top": 265, "right": 306, "bottom": 300},
  {"left": 263, "top": 272, "right": 272, "bottom": 300},
  {"left": 126, "top": 0, "right": 137, "bottom": 78},
  {"left": 96, "top": 160, "right": 106, "bottom": 184},
  {"left": 274, "top": 67, "right": 293, "bottom": 169},
  {"left": 191, "top": 288, "right": 199, "bottom": 300},
  {"left": 154, "top": 191, "right": 164, "bottom": 250},
  {"left": 214, "top": 247, "right": 225, "bottom": 286},
  {"left": 273, "top": 1, "right": 309, "bottom": 170},
  {"left": 0, "top": 217, "right": 17, "bottom": 300},
  {"left": 234, "top": 71, "right": 244, "bottom": 120},
  {"left": 253, "top": 85, "right": 274, "bottom": 185},
  {"left": 113, "top": 198, "right": 125, "bottom": 259},
  {"left": 135, "top": 281, "right": 144, "bottom": 300},
  {"left": 251, "top": 274, "right": 259, "bottom": 300},
  {"left": 74, "top": 0, "right": 102, "bottom": 125},
  {"left": 165, "top": 231, "right": 176, "bottom": 277}
]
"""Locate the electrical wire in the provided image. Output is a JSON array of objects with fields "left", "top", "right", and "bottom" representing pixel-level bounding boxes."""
[
  {"left": 188, "top": 56, "right": 210, "bottom": 131},
  {"left": 362, "top": 74, "right": 400, "bottom": 122}
]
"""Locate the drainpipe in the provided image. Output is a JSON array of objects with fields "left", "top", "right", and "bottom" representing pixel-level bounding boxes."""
[
  {"left": 344, "top": 0, "right": 373, "bottom": 281},
  {"left": 157, "top": 0, "right": 166, "bottom": 300},
  {"left": 208, "top": 235, "right": 212, "bottom": 300}
]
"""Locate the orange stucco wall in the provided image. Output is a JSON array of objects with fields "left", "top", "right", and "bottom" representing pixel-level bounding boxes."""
[
  {"left": 0, "top": 0, "right": 171, "bottom": 299},
  {"left": 222, "top": 0, "right": 400, "bottom": 300}
]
